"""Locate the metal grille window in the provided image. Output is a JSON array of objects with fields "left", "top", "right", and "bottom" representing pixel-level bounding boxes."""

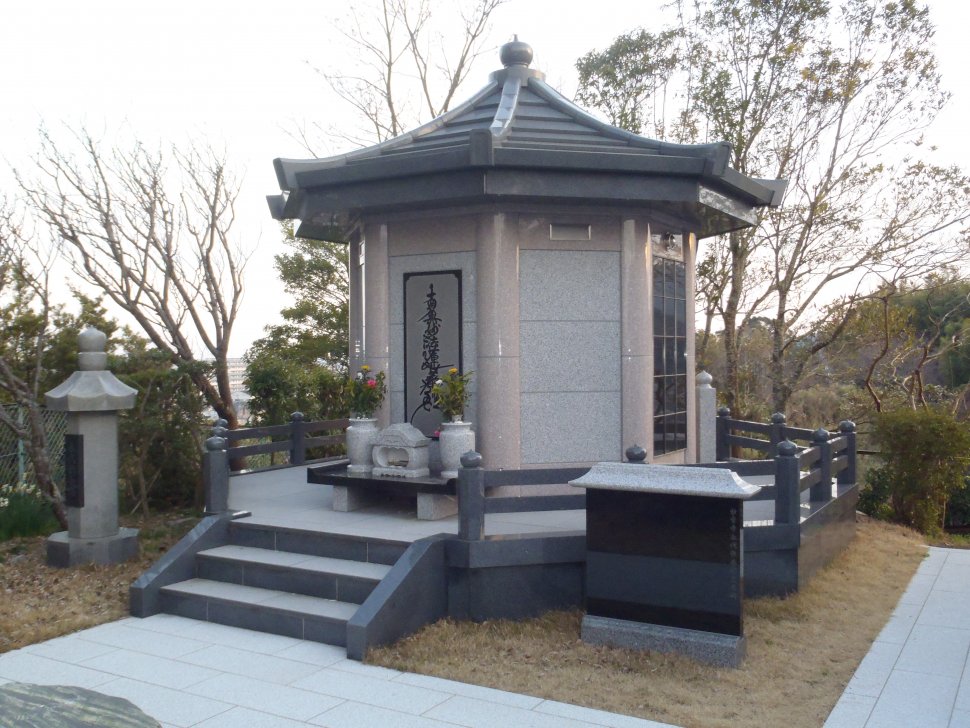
[{"left": 653, "top": 256, "right": 687, "bottom": 455}]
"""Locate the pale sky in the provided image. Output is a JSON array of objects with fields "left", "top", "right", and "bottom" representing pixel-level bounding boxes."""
[{"left": 2, "top": 0, "right": 968, "bottom": 356}]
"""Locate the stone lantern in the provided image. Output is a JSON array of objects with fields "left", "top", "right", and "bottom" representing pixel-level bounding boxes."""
[
  {"left": 268, "top": 39, "right": 785, "bottom": 469},
  {"left": 45, "top": 327, "right": 138, "bottom": 567}
]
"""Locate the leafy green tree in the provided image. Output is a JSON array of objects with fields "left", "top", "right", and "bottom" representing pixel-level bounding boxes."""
[
  {"left": 244, "top": 223, "right": 349, "bottom": 429},
  {"left": 114, "top": 343, "right": 206, "bottom": 514},
  {"left": 248, "top": 223, "right": 349, "bottom": 371},
  {"left": 245, "top": 353, "right": 345, "bottom": 425},
  {"left": 577, "top": 0, "right": 970, "bottom": 415}
]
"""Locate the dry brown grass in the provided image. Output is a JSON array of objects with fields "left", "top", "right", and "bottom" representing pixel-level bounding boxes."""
[
  {"left": 369, "top": 519, "right": 927, "bottom": 728},
  {"left": 0, "top": 510, "right": 199, "bottom": 654}
]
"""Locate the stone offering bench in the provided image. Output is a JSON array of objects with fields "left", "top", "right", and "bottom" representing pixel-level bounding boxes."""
[{"left": 308, "top": 462, "right": 457, "bottom": 520}]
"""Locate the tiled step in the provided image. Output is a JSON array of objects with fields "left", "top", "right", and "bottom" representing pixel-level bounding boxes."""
[
  {"left": 159, "top": 578, "right": 359, "bottom": 646},
  {"left": 229, "top": 521, "right": 409, "bottom": 566},
  {"left": 196, "top": 545, "right": 391, "bottom": 603}
]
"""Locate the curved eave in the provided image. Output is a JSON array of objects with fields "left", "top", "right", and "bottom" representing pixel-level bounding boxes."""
[
  {"left": 274, "top": 167, "right": 771, "bottom": 239},
  {"left": 275, "top": 141, "right": 782, "bottom": 210}
]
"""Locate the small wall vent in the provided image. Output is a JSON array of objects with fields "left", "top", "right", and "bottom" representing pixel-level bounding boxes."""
[{"left": 549, "top": 223, "right": 591, "bottom": 241}]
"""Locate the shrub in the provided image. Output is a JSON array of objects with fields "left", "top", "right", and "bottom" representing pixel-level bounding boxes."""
[
  {"left": 861, "top": 407, "right": 970, "bottom": 535},
  {"left": 0, "top": 482, "right": 58, "bottom": 540},
  {"left": 945, "top": 476, "right": 970, "bottom": 530}
]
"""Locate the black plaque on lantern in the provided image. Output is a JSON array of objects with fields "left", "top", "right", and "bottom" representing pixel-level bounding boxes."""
[
  {"left": 404, "top": 270, "right": 462, "bottom": 437},
  {"left": 64, "top": 434, "right": 84, "bottom": 508}
]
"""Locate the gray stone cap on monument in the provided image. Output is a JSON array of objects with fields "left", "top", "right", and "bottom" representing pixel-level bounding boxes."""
[
  {"left": 45, "top": 326, "right": 137, "bottom": 412},
  {"left": 374, "top": 422, "right": 430, "bottom": 448},
  {"left": 569, "top": 463, "right": 762, "bottom": 500}
]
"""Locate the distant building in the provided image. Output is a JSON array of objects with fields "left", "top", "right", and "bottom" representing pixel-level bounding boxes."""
[{"left": 204, "top": 358, "right": 251, "bottom": 423}]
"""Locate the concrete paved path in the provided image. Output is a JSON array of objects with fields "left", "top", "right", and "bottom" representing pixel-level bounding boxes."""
[
  {"left": 826, "top": 546, "right": 970, "bottom": 728},
  {"left": 0, "top": 614, "right": 673, "bottom": 728}
]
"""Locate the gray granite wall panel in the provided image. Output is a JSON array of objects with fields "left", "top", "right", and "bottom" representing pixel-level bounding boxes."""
[
  {"left": 519, "top": 250, "right": 620, "bottom": 323},
  {"left": 520, "top": 392, "right": 621, "bottom": 464},
  {"left": 744, "top": 549, "right": 798, "bottom": 597},
  {"left": 449, "top": 564, "right": 583, "bottom": 622},
  {"left": 519, "top": 321, "right": 620, "bottom": 392},
  {"left": 519, "top": 249, "right": 621, "bottom": 464}
]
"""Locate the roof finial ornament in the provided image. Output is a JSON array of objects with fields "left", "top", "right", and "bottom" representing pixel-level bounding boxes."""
[{"left": 500, "top": 36, "right": 533, "bottom": 68}]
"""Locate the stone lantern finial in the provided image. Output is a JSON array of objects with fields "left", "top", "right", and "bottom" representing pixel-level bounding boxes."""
[{"left": 77, "top": 326, "right": 108, "bottom": 371}]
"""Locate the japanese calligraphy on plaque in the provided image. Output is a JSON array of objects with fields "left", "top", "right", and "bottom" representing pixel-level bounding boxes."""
[{"left": 404, "top": 270, "right": 462, "bottom": 437}]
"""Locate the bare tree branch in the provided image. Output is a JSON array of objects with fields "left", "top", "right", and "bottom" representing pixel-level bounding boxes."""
[{"left": 17, "top": 131, "right": 250, "bottom": 428}]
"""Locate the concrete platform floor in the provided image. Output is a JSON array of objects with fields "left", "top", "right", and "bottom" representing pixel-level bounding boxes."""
[{"left": 227, "top": 466, "right": 588, "bottom": 542}]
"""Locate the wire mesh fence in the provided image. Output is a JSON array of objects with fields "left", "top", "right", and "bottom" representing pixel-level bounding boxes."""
[{"left": 0, "top": 405, "right": 66, "bottom": 488}]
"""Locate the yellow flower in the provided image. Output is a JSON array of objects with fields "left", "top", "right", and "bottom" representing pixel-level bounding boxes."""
[
  {"left": 361, "top": 365, "right": 371, "bottom": 372},
  {"left": 449, "top": 367, "right": 458, "bottom": 375}
]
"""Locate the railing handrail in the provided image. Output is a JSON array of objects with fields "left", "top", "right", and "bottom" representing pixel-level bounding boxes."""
[
  {"left": 203, "top": 412, "right": 349, "bottom": 514},
  {"left": 457, "top": 415, "right": 858, "bottom": 538}
]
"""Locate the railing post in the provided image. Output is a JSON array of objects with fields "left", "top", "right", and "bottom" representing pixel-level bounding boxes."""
[
  {"left": 811, "top": 428, "right": 832, "bottom": 502},
  {"left": 695, "top": 372, "right": 717, "bottom": 463},
  {"left": 774, "top": 439, "right": 801, "bottom": 525},
  {"left": 290, "top": 411, "right": 306, "bottom": 466},
  {"left": 769, "top": 412, "right": 786, "bottom": 457},
  {"left": 203, "top": 435, "right": 229, "bottom": 515},
  {"left": 837, "top": 420, "right": 857, "bottom": 485},
  {"left": 715, "top": 406, "right": 731, "bottom": 462},
  {"left": 626, "top": 444, "right": 647, "bottom": 463},
  {"left": 457, "top": 451, "right": 485, "bottom": 541}
]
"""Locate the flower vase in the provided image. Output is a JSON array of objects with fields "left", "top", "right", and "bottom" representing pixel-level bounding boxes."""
[
  {"left": 439, "top": 418, "right": 475, "bottom": 479},
  {"left": 346, "top": 417, "right": 379, "bottom": 474}
]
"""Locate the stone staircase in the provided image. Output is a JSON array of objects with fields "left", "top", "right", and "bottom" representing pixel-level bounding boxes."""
[{"left": 157, "top": 520, "right": 410, "bottom": 647}]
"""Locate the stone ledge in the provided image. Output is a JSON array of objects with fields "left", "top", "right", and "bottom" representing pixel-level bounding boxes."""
[
  {"left": 581, "top": 614, "right": 746, "bottom": 668},
  {"left": 570, "top": 463, "right": 761, "bottom": 499}
]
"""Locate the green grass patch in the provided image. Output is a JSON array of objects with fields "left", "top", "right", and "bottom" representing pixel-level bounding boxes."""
[{"left": 0, "top": 484, "right": 58, "bottom": 541}]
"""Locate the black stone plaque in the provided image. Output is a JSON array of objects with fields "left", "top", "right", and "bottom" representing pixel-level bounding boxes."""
[
  {"left": 404, "top": 270, "right": 463, "bottom": 437},
  {"left": 585, "top": 488, "right": 744, "bottom": 636},
  {"left": 64, "top": 434, "right": 84, "bottom": 508}
]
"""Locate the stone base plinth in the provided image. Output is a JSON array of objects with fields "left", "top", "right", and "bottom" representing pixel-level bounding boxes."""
[
  {"left": 417, "top": 493, "right": 457, "bottom": 520},
  {"left": 581, "top": 614, "right": 746, "bottom": 668},
  {"left": 332, "top": 485, "right": 375, "bottom": 512},
  {"left": 46, "top": 527, "right": 140, "bottom": 568}
]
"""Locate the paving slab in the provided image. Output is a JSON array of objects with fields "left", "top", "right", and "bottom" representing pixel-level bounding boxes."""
[
  {"left": 0, "top": 614, "right": 674, "bottom": 727},
  {"left": 827, "top": 546, "right": 970, "bottom": 727}
]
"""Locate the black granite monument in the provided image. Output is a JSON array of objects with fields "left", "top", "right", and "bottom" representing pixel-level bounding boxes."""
[{"left": 571, "top": 454, "right": 760, "bottom": 666}]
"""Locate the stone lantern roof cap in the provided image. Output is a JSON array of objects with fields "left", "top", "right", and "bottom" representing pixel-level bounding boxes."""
[{"left": 45, "top": 327, "right": 137, "bottom": 412}]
